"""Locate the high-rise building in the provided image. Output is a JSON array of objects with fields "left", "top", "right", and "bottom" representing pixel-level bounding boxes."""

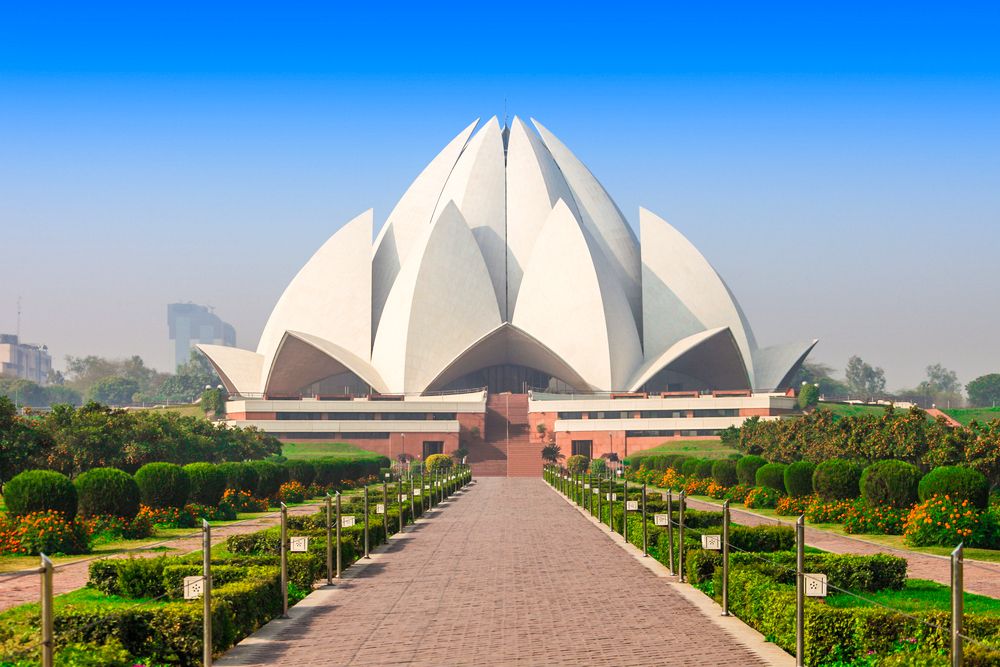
[
  {"left": 0, "top": 334, "right": 53, "bottom": 385},
  {"left": 167, "top": 303, "right": 235, "bottom": 371}
]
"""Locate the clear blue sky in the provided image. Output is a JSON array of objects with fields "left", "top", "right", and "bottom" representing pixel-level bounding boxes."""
[{"left": 1, "top": 2, "right": 998, "bottom": 390}]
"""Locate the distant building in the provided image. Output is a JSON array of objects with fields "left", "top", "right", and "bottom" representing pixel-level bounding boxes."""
[
  {"left": 0, "top": 334, "right": 52, "bottom": 385},
  {"left": 167, "top": 304, "right": 236, "bottom": 371}
]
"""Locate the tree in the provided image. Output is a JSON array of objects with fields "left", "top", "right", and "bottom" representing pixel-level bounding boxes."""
[
  {"left": 967, "top": 374, "right": 1000, "bottom": 407},
  {"left": 792, "top": 361, "right": 849, "bottom": 396},
  {"left": 86, "top": 377, "right": 140, "bottom": 405},
  {"left": 155, "top": 349, "right": 221, "bottom": 403},
  {"left": 66, "top": 354, "right": 168, "bottom": 399},
  {"left": 845, "top": 355, "right": 886, "bottom": 398},
  {"left": 541, "top": 443, "right": 564, "bottom": 465},
  {"left": 798, "top": 383, "right": 820, "bottom": 409},
  {"left": 923, "top": 364, "right": 960, "bottom": 395}
]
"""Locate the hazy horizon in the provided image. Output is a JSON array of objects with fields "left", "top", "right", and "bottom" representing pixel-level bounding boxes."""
[{"left": 2, "top": 3, "right": 998, "bottom": 391}]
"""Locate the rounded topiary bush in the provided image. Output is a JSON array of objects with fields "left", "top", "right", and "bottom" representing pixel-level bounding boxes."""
[
  {"left": 711, "top": 459, "right": 738, "bottom": 487},
  {"left": 218, "top": 462, "right": 259, "bottom": 494},
  {"left": 134, "top": 463, "right": 190, "bottom": 509},
  {"left": 284, "top": 460, "right": 316, "bottom": 487},
  {"left": 247, "top": 461, "right": 284, "bottom": 498},
  {"left": 425, "top": 453, "right": 453, "bottom": 473},
  {"left": 566, "top": 455, "right": 589, "bottom": 474},
  {"left": 183, "top": 463, "right": 227, "bottom": 506},
  {"left": 784, "top": 461, "right": 816, "bottom": 498},
  {"left": 74, "top": 467, "right": 140, "bottom": 518},
  {"left": 681, "top": 458, "right": 703, "bottom": 477},
  {"left": 812, "top": 459, "right": 862, "bottom": 501},
  {"left": 861, "top": 460, "right": 922, "bottom": 509},
  {"left": 755, "top": 463, "right": 787, "bottom": 493},
  {"left": 3, "top": 470, "right": 78, "bottom": 519},
  {"left": 736, "top": 455, "right": 766, "bottom": 487},
  {"left": 917, "top": 465, "right": 989, "bottom": 509},
  {"left": 696, "top": 459, "right": 715, "bottom": 479}
]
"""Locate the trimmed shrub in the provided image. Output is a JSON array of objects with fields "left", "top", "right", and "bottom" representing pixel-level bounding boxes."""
[
  {"left": 755, "top": 463, "right": 787, "bottom": 493},
  {"left": 711, "top": 459, "right": 738, "bottom": 487},
  {"left": 3, "top": 470, "right": 78, "bottom": 519},
  {"left": 284, "top": 460, "right": 316, "bottom": 487},
  {"left": 183, "top": 463, "right": 227, "bottom": 506},
  {"left": 783, "top": 461, "right": 816, "bottom": 498},
  {"left": 736, "top": 455, "right": 766, "bottom": 487},
  {"left": 917, "top": 465, "right": 990, "bottom": 509},
  {"left": 813, "top": 458, "right": 862, "bottom": 501},
  {"left": 134, "top": 463, "right": 190, "bottom": 509},
  {"left": 589, "top": 458, "right": 607, "bottom": 475},
  {"left": 566, "top": 454, "right": 589, "bottom": 474},
  {"left": 670, "top": 455, "right": 689, "bottom": 473},
  {"left": 74, "top": 467, "right": 140, "bottom": 519},
  {"left": 681, "top": 458, "right": 703, "bottom": 477},
  {"left": 729, "top": 524, "right": 795, "bottom": 552},
  {"left": 861, "top": 460, "right": 922, "bottom": 509},
  {"left": 425, "top": 453, "right": 453, "bottom": 472},
  {"left": 218, "top": 462, "right": 259, "bottom": 493},
  {"left": 696, "top": 459, "right": 715, "bottom": 479},
  {"left": 745, "top": 486, "right": 781, "bottom": 509},
  {"left": 247, "top": 460, "right": 284, "bottom": 498}
]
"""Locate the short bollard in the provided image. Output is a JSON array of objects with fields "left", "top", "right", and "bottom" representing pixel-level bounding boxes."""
[
  {"left": 397, "top": 479, "right": 404, "bottom": 533},
  {"left": 952, "top": 543, "right": 964, "bottom": 667},
  {"left": 280, "top": 502, "right": 289, "bottom": 617},
  {"left": 383, "top": 480, "right": 390, "bottom": 543},
  {"left": 325, "top": 494, "right": 333, "bottom": 585},
  {"left": 722, "top": 500, "right": 730, "bottom": 616},
  {"left": 40, "top": 554, "right": 54, "bottom": 667},
  {"left": 597, "top": 476, "right": 603, "bottom": 524},
  {"left": 678, "top": 490, "right": 686, "bottom": 583},
  {"left": 363, "top": 485, "right": 370, "bottom": 559},
  {"left": 666, "top": 489, "right": 675, "bottom": 575},
  {"left": 336, "top": 491, "right": 342, "bottom": 579},
  {"left": 621, "top": 477, "right": 627, "bottom": 542},
  {"left": 410, "top": 475, "right": 416, "bottom": 519},
  {"left": 796, "top": 514, "right": 805, "bottom": 667},
  {"left": 202, "top": 519, "right": 212, "bottom": 667},
  {"left": 641, "top": 482, "right": 648, "bottom": 557}
]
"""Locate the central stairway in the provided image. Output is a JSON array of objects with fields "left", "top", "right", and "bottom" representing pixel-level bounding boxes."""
[{"left": 469, "top": 393, "right": 541, "bottom": 477}]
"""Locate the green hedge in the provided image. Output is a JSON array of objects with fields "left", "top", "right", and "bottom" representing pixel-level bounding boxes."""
[
  {"left": 687, "top": 550, "right": 906, "bottom": 592},
  {"left": 860, "top": 460, "right": 921, "bottom": 509},
  {"left": 183, "top": 463, "right": 227, "bottom": 506},
  {"left": 284, "top": 460, "right": 316, "bottom": 487},
  {"left": 736, "top": 455, "right": 766, "bottom": 487},
  {"left": 217, "top": 462, "right": 259, "bottom": 493},
  {"left": 917, "top": 465, "right": 990, "bottom": 509},
  {"left": 135, "top": 462, "right": 190, "bottom": 508},
  {"left": 3, "top": 469, "right": 78, "bottom": 518},
  {"left": 812, "top": 459, "right": 862, "bottom": 501},
  {"left": 247, "top": 461, "right": 285, "bottom": 498},
  {"left": 711, "top": 459, "right": 738, "bottom": 486},
  {"left": 784, "top": 461, "right": 815, "bottom": 498},
  {"left": 755, "top": 463, "right": 787, "bottom": 493},
  {"left": 74, "top": 467, "right": 141, "bottom": 519}
]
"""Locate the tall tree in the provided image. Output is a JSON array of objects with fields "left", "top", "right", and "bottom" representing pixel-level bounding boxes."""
[
  {"left": 845, "top": 355, "right": 886, "bottom": 398},
  {"left": 967, "top": 374, "right": 1000, "bottom": 408},
  {"left": 923, "top": 364, "right": 960, "bottom": 395}
]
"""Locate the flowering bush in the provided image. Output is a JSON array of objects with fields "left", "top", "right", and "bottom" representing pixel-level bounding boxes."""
[
  {"left": 842, "top": 499, "right": 908, "bottom": 535},
  {"left": 775, "top": 494, "right": 813, "bottom": 516},
  {"left": 84, "top": 514, "right": 154, "bottom": 541},
  {"left": 306, "top": 483, "right": 326, "bottom": 498},
  {"left": 222, "top": 488, "right": 268, "bottom": 513},
  {"left": 137, "top": 504, "right": 197, "bottom": 528},
  {"left": 724, "top": 484, "right": 751, "bottom": 503},
  {"left": 706, "top": 481, "right": 728, "bottom": 499},
  {"left": 804, "top": 499, "right": 853, "bottom": 524},
  {"left": 186, "top": 502, "right": 238, "bottom": 522},
  {"left": 660, "top": 468, "right": 682, "bottom": 489},
  {"left": 903, "top": 495, "right": 1000, "bottom": 548},
  {"left": 277, "top": 481, "right": 307, "bottom": 504},
  {"left": 0, "top": 510, "right": 90, "bottom": 555},
  {"left": 684, "top": 477, "right": 712, "bottom": 496},
  {"left": 744, "top": 486, "right": 781, "bottom": 509}
]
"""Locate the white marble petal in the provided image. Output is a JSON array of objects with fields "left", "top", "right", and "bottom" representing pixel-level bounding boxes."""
[
  {"left": 640, "top": 207, "right": 757, "bottom": 386},
  {"left": 431, "top": 117, "right": 507, "bottom": 317},
  {"left": 196, "top": 345, "right": 264, "bottom": 396},
  {"left": 504, "top": 116, "right": 581, "bottom": 317},
  {"left": 512, "top": 199, "right": 642, "bottom": 390},
  {"left": 626, "top": 327, "right": 751, "bottom": 391},
  {"left": 753, "top": 340, "right": 819, "bottom": 391},
  {"left": 263, "top": 331, "right": 388, "bottom": 395},
  {"left": 371, "top": 119, "right": 479, "bottom": 336},
  {"left": 257, "top": 209, "right": 373, "bottom": 371},
  {"left": 371, "top": 201, "right": 503, "bottom": 393},
  {"left": 531, "top": 118, "right": 642, "bottom": 334}
]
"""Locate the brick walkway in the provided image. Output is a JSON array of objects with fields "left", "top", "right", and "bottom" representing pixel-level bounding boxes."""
[
  {"left": 218, "top": 478, "right": 775, "bottom": 667},
  {"left": 686, "top": 498, "right": 1000, "bottom": 598},
  {"left": 0, "top": 502, "right": 323, "bottom": 612}
]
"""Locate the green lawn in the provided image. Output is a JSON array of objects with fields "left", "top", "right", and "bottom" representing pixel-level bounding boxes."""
[
  {"left": 826, "top": 578, "right": 1000, "bottom": 614},
  {"left": 281, "top": 441, "right": 384, "bottom": 460},
  {"left": 629, "top": 439, "right": 738, "bottom": 460},
  {"left": 944, "top": 406, "right": 1000, "bottom": 425},
  {"left": 815, "top": 403, "right": 892, "bottom": 418},
  {"left": 140, "top": 403, "right": 206, "bottom": 418}
]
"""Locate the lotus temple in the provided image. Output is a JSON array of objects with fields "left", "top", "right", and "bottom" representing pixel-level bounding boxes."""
[{"left": 198, "top": 117, "right": 816, "bottom": 476}]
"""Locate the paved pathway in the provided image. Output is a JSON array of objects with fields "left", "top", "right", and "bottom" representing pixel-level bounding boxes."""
[
  {"left": 218, "top": 478, "right": 779, "bottom": 667},
  {"left": 686, "top": 498, "right": 1000, "bottom": 598},
  {"left": 0, "top": 502, "right": 323, "bottom": 612}
]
